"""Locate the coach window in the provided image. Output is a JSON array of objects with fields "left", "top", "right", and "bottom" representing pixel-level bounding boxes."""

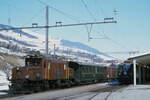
[
  {"left": 84, "top": 67, "right": 86, "bottom": 72},
  {"left": 90, "top": 67, "right": 92, "bottom": 73},
  {"left": 86, "top": 67, "right": 88, "bottom": 73},
  {"left": 91, "top": 67, "right": 93, "bottom": 73},
  {"left": 97, "top": 68, "right": 99, "bottom": 72},
  {"left": 98, "top": 68, "right": 100, "bottom": 72},
  {"left": 82, "top": 67, "right": 85, "bottom": 72},
  {"left": 85, "top": 67, "right": 87, "bottom": 72},
  {"left": 95, "top": 68, "right": 97, "bottom": 73},
  {"left": 87, "top": 67, "right": 89, "bottom": 73},
  {"left": 100, "top": 68, "right": 102, "bottom": 73},
  {"left": 93, "top": 67, "right": 95, "bottom": 73},
  {"left": 85, "top": 67, "right": 87, "bottom": 73},
  {"left": 84, "top": 67, "right": 87, "bottom": 73},
  {"left": 91, "top": 67, "right": 93, "bottom": 72},
  {"left": 83, "top": 67, "right": 85, "bottom": 72}
]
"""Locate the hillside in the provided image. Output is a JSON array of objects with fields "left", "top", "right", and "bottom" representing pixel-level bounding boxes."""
[{"left": 0, "top": 24, "right": 113, "bottom": 64}]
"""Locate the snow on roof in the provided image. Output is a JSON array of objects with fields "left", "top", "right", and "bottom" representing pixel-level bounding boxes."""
[{"left": 129, "top": 52, "right": 150, "bottom": 59}]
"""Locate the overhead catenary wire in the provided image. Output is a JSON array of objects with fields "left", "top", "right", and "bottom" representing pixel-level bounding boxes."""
[
  {"left": 22, "top": 0, "right": 81, "bottom": 33},
  {"left": 80, "top": 0, "right": 97, "bottom": 42},
  {"left": 90, "top": 29, "right": 129, "bottom": 50},
  {"left": 94, "top": 0, "right": 108, "bottom": 18},
  {"left": 106, "top": 37, "right": 130, "bottom": 50},
  {"left": 90, "top": 29, "right": 108, "bottom": 39},
  {"left": 37, "top": 0, "right": 80, "bottom": 23},
  {"left": 81, "top": 0, "right": 97, "bottom": 22},
  {"left": 8, "top": 4, "right": 11, "bottom": 26},
  {"left": 93, "top": 0, "right": 106, "bottom": 39},
  {"left": 80, "top": 0, "right": 114, "bottom": 42},
  {"left": 88, "top": 1, "right": 131, "bottom": 51},
  {"left": 37, "top": 0, "right": 111, "bottom": 43},
  {"left": 9, "top": 1, "right": 127, "bottom": 54},
  {"left": 85, "top": 24, "right": 93, "bottom": 42},
  {"left": 89, "top": 28, "right": 131, "bottom": 51},
  {"left": 23, "top": 7, "right": 45, "bottom": 26},
  {"left": 91, "top": 30, "right": 139, "bottom": 55},
  {"left": 81, "top": 0, "right": 131, "bottom": 53},
  {"left": 38, "top": 0, "right": 109, "bottom": 43},
  {"left": 4, "top": 1, "right": 139, "bottom": 58}
]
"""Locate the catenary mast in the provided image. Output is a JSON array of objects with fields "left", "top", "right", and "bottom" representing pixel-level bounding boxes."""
[{"left": 45, "top": 6, "right": 49, "bottom": 56}]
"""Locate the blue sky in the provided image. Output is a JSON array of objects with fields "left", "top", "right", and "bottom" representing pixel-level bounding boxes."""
[{"left": 0, "top": 0, "right": 150, "bottom": 60}]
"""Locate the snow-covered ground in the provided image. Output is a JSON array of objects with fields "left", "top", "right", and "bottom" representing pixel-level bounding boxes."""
[
  {"left": 0, "top": 70, "right": 9, "bottom": 91},
  {"left": 107, "top": 85, "right": 150, "bottom": 100},
  {"left": 0, "top": 47, "right": 26, "bottom": 57},
  {"left": 2, "top": 81, "right": 150, "bottom": 100},
  {"left": 0, "top": 70, "right": 9, "bottom": 95},
  {"left": 1, "top": 83, "right": 108, "bottom": 100}
]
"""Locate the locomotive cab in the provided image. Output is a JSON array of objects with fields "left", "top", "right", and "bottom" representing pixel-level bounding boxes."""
[
  {"left": 10, "top": 55, "right": 45, "bottom": 91},
  {"left": 117, "top": 64, "right": 131, "bottom": 84},
  {"left": 11, "top": 55, "right": 43, "bottom": 81},
  {"left": 25, "top": 56, "right": 42, "bottom": 67}
]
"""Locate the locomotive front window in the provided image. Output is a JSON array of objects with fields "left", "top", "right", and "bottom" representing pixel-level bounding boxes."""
[{"left": 25, "top": 58, "right": 42, "bottom": 67}]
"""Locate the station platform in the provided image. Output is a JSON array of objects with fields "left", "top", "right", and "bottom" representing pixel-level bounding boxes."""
[{"left": 107, "top": 85, "right": 150, "bottom": 100}]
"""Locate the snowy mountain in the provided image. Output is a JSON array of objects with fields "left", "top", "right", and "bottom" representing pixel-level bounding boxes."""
[
  {"left": 61, "top": 39, "right": 110, "bottom": 57},
  {"left": 0, "top": 24, "right": 113, "bottom": 64}
]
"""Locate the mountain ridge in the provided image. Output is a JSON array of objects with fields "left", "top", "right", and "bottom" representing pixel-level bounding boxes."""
[
  {"left": 0, "top": 24, "right": 113, "bottom": 63},
  {"left": 61, "top": 39, "right": 110, "bottom": 57}
]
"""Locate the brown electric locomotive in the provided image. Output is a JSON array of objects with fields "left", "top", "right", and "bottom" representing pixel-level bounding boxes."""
[{"left": 10, "top": 55, "right": 74, "bottom": 92}]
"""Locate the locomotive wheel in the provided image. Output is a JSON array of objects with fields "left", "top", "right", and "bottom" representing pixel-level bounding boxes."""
[
  {"left": 66, "top": 80, "right": 72, "bottom": 88},
  {"left": 56, "top": 80, "right": 62, "bottom": 88}
]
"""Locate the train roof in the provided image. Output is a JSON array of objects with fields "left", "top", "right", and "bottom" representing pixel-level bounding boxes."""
[{"left": 68, "top": 61, "right": 106, "bottom": 67}]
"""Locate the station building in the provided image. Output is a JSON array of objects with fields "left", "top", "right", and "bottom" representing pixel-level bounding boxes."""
[{"left": 128, "top": 53, "right": 150, "bottom": 85}]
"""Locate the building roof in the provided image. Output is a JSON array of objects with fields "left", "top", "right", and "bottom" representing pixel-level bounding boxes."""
[{"left": 128, "top": 53, "right": 150, "bottom": 65}]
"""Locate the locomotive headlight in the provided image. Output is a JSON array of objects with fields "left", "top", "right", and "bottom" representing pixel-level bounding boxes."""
[
  {"left": 25, "top": 74, "right": 30, "bottom": 79},
  {"left": 16, "top": 67, "right": 19, "bottom": 71},
  {"left": 119, "top": 73, "right": 121, "bottom": 75},
  {"left": 123, "top": 72, "right": 127, "bottom": 75}
]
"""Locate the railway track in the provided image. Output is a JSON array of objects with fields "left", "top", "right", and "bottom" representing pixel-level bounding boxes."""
[
  {"left": 0, "top": 84, "right": 127, "bottom": 100},
  {"left": 43, "top": 85, "right": 127, "bottom": 100},
  {"left": 89, "top": 85, "right": 127, "bottom": 100},
  {"left": 0, "top": 93, "right": 24, "bottom": 99}
]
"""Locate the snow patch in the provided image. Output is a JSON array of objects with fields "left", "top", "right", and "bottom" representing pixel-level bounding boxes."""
[
  {"left": 0, "top": 70, "right": 9, "bottom": 91},
  {"left": 0, "top": 24, "right": 114, "bottom": 64}
]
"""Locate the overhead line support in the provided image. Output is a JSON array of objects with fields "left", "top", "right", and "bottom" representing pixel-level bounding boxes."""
[
  {"left": 0, "top": 21, "right": 117, "bottom": 31},
  {"left": 45, "top": 6, "right": 49, "bottom": 56}
]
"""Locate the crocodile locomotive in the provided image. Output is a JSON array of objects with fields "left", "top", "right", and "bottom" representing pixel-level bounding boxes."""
[{"left": 10, "top": 55, "right": 118, "bottom": 92}]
